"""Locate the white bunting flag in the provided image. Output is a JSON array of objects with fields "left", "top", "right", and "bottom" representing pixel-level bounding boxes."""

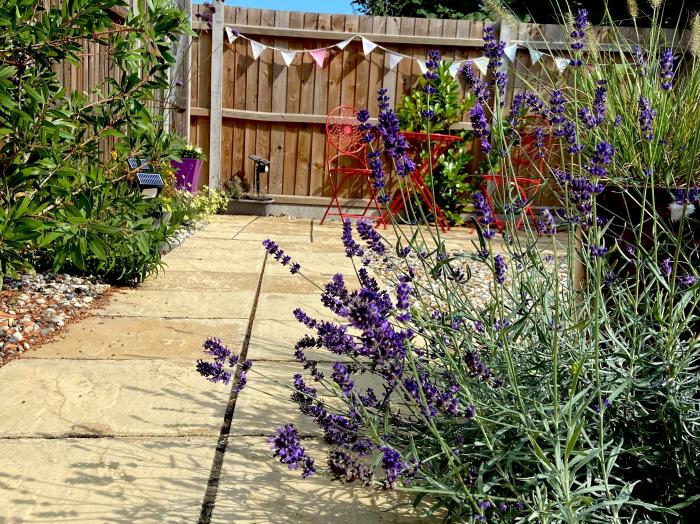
[
  {"left": 336, "top": 37, "right": 354, "bottom": 50},
  {"left": 225, "top": 27, "right": 238, "bottom": 44},
  {"left": 471, "top": 56, "right": 490, "bottom": 75},
  {"left": 449, "top": 61, "right": 462, "bottom": 78},
  {"left": 281, "top": 50, "right": 296, "bottom": 66},
  {"left": 554, "top": 56, "right": 569, "bottom": 73},
  {"left": 417, "top": 59, "right": 428, "bottom": 75},
  {"left": 361, "top": 36, "right": 377, "bottom": 56},
  {"left": 387, "top": 52, "right": 403, "bottom": 71},
  {"left": 251, "top": 40, "right": 266, "bottom": 61},
  {"left": 528, "top": 47, "right": 544, "bottom": 64},
  {"left": 504, "top": 44, "right": 518, "bottom": 62}
]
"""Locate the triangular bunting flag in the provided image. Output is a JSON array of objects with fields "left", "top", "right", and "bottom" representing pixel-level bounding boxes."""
[
  {"left": 417, "top": 59, "right": 428, "bottom": 75},
  {"left": 387, "top": 52, "right": 403, "bottom": 71},
  {"left": 528, "top": 47, "right": 544, "bottom": 64},
  {"left": 225, "top": 27, "right": 239, "bottom": 44},
  {"left": 504, "top": 44, "right": 518, "bottom": 62},
  {"left": 281, "top": 50, "right": 296, "bottom": 66},
  {"left": 309, "top": 49, "right": 327, "bottom": 68},
  {"left": 471, "top": 56, "right": 490, "bottom": 75},
  {"left": 361, "top": 36, "right": 377, "bottom": 56},
  {"left": 336, "top": 37, "right": 354, "bottom": 50},
  {"left": 251, "top": 40, "right": 266, "bottom": 61},
  {"left": 449, "top": 61, "right": 462, "bottom": 78},
  {"left": 554, "top": 56, "right": 569, "bottom": 73}
]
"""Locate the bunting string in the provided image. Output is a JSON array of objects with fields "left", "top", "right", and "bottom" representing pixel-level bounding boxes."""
[{"left": 225, "top": 27, "right": 580, "bottom": 76}]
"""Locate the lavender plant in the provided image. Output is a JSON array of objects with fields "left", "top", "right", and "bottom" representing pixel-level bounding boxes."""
[{"left": 200, "top": 4, "right": 700, "bottom": 522}]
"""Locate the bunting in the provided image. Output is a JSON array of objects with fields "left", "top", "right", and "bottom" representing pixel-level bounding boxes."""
[
  {"left": 281, "top": 50, "right": 296, "bottom": 66},
  {"left": 529, "top": 47, "right": 544, "bottom": 64},
  {"left": 309, "top": 49, "right": 327, "bottom": 68},
  {"left": 471, "top": 56, "right": 490, "bottom": 75},
  {"left": 361, "top": 36, "right": 378, "bottom": 56},
  {"left": 250, "top": 40, "right": 266, "bottom": 61},
  {"left": 224, "top": 26, "right": 576, "bottom": 77},
  {"left": 554, "top": 56, "right": 569, "bottom": 73},
  {"left": 336, "top": 37, "right": 354, "bottom": 50},
  {"left": 225, "top": 27, "right": 238, "bottom": 44},
  {"left": 387, "top": 52, "right": 403, "bottom": 71},
  {"left": 504, "top": 44, "right": 518, "bottom": 62}
]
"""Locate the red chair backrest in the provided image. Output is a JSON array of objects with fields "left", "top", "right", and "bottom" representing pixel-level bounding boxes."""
[{"left": 326, "top": 106, "right": 366, "bottom": 155}]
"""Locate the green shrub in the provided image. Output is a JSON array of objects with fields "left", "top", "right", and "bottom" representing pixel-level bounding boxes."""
[
  {"left": 0, "top": 0, "right": 191, "bottom": 284},
  {"left": 397, "top": 56, "right": 479, "bottom": 224}
]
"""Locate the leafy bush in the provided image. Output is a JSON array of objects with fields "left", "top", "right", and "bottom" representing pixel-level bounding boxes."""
[
  {"left": 165, "top": 186, "right": 228, "bottom": 230},
  {"left": 201, "top": 5, "right": 700, "bottom": 523},
  {"left": 0, "top": 0, "right": 191, "bottom": 284},
  {"left": 397, "top": 53, "right": 480, "bottom": 224}
]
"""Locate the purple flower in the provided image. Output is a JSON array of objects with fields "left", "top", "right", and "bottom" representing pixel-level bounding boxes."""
[
  {"left": 483, "top": 26, "right": 505, "bottom": 69},
  {"left": 660, "top": 48, "right": 674, "bottom": 90},
  {"left": 472, "top": 192, "right": 496, "bottom": 239},
  {"left": 269, "top": 424, "right": 315, "bottom": 477},
  {"left": 569, "top": 9, "right": 588, "bottom": 59},
  {"left": 470, "top": 102, "right": 491, "bottom": 154},
  {"left": 494, "top": 254, "right": 507, "bottom": 284},
  {"left": 331, "top": 362, "right": 354, "bottom": 396},
  {"left": 661, "top": 257, "right": 672, "bottom": 276},
  {"left": 678, "top": 275, "right": 697, "bottom": 287},
  {"left": 196, "top": 338, "right": 243, "bottom": 384},
  {"left": 580, "top": 80, "right": 606, "bottom": 129},
  {"left": 422, "top": 49, "right": 440, "bottom": 91},
  {"left": 459, "top": 62, "right": 490, "bottom": 104},
  {"left": 356, "top": 219, "right": 386, "bottom": 255},
  {"left": 263, "top": 239, "right": 300, "bottom": 273},
  {"left": 534, "top": 127, "right": 546, "bottom": 158},
  {"left": 632, "top": 46, "right": 646, "bottom": 77},
  {"left": 550, "top": 89, "right": 566, "bottom": 125},
  {"left": 342, "top": 219, "right": 364, "bottom": 257},
  {"left": 638, "top": 96, "right": 656, "bottom": 141},
  {"left": 589, "top": 244, "right": 609, "bottom": 258},
  {"left": 536, "top": 208, "right": 557, "bottom": 235},
  {"left": 380, "top": 446, "right": 405, "bottom": 487}
]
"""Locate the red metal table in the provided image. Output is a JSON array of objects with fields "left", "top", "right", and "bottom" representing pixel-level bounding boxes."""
[{"left": 384, "top": 131, "right": 462, "bottom": 233}]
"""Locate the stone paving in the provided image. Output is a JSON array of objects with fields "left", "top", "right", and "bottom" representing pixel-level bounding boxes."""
[{"left": 0, "top": 216, "right": 478, "bottom": 523}]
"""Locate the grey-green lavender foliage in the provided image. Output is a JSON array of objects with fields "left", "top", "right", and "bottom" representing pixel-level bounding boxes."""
[{"left": 200, "top": 2, "right": 700, "bottom": 522}]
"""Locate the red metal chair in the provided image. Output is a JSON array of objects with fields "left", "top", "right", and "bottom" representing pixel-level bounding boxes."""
[
  {"left": 481, "top": 117, "right": 552, "bottom": 229},
  {"left": 320, "top": 106, "right": 387, "bottom": 227}
]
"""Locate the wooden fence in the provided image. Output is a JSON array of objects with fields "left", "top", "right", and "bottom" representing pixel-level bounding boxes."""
[{"left": 183, "top": 4, "right": 657, "bottom": 205}]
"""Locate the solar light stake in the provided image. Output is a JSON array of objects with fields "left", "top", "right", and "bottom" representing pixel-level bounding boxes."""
[{"left": 249, "top": 155, "right": 270, "bottom": 196}]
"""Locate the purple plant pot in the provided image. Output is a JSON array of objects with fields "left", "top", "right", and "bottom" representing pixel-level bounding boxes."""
[{"left": 171, "top": 158, "right": 202, "bottom": 192}]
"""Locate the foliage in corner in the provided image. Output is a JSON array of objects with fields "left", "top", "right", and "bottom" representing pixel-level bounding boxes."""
[
  {"left": 0, "top": 0, "right": 192, "bottom": 284},
  {"left": 397, "top": 55, "right": 479, "bottom": 224}
]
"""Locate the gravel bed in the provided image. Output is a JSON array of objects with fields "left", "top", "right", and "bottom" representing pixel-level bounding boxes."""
[
  {"left": 366, "top": 248, "right": 568, "bottom": 313},
  {"left": 160, "top": 220, "right": 208, "bottom": 255},
  {"left": 0, "top": 273, "right": 113, "bottom": 367}
]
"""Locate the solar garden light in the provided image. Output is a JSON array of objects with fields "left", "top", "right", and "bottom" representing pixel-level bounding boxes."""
[
  {"left": 127, "top": 157, "right": 164, "bottom": 199},
  {"left": 249, "top": 154, "right": 270, "bottom": 196}
]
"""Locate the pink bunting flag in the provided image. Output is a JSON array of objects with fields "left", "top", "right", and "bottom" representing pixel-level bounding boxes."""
[{"left": 309, "top": 49, "right": 327, "bottom": 68}]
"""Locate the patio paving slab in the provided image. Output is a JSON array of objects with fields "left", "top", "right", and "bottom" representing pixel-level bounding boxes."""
[
  {"left": 255, "top": 293, "right": 337, "bottom": 322},
  {"left": 211, "top": 436, "right": 429, "bottom": 523},
  {"left": 26, "top": 317, "right": 246, "bottom": 360},
  {"left": 0, "top": 437, "right": 213, "bottom": 523},
  {"left": 98, "top": 290, "right": 254, "bottom": 319},
  {"left": 248, "top": 319, "right": 351, "bottom": 362},
  {"left": 162, "top": 256, "right": 265, "bottom": 273},
  {"left": 138, "top": 270, "right": 261, "bottom": 291},
  {"left": 0, "top": 359, "right": 228, "bottom": 438}
]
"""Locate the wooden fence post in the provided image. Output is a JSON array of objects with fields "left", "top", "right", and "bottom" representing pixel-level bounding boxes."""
[
  {"left": 208, "top": 0, "right": 225, "bottom": 191},
  {"left": 171, "top": 0, "right": 192, "bottom": 140}
]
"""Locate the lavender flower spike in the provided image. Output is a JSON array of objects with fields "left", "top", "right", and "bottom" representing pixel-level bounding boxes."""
[{"left": 660, "top": 48, "right": 674, "bottom": 90}]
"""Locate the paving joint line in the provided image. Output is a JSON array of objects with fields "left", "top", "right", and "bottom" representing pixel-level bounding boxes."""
[
  {"left": 230, "top": 215, "right": 259, "bottom": 240},
  {"left": 198, "top": 250, "right": 268, "bottom": 523}
]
